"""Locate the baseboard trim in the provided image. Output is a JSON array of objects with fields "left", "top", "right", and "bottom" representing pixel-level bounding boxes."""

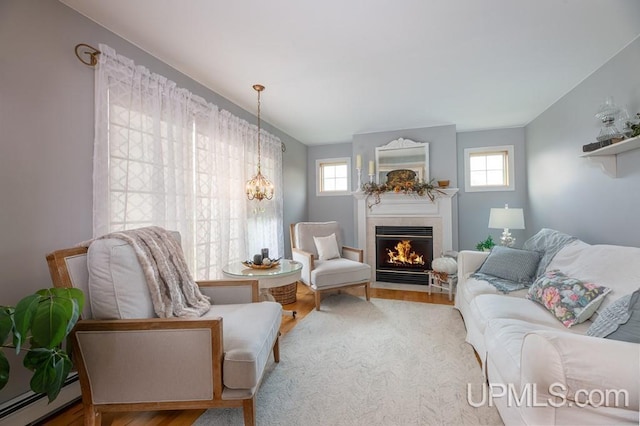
[{"left": 0, "top": 375, "right": 80, "bottom": 426}]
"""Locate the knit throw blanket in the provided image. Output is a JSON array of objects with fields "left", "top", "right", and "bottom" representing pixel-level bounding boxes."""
[{"left": 100, "top": 226, "right": 211, "bottom": 318}]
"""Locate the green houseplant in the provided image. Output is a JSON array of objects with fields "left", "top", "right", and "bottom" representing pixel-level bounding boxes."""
[
  {"left": 0, "top": 288, "right": 84, "bottom": 402},
  {"left": 475, "top": 235, "right": 496, "bottom": 252}
]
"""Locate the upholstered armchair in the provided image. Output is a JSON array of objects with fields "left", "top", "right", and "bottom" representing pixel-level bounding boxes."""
[
  {"left": 46, "top": 233, "right": 282, "bottom": 426},
  {"left": 290, "top": 221, "right": 371, "bottom": 310}
]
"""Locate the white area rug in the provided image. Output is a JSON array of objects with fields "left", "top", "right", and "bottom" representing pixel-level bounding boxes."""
[{"left": 195, "top": 294, "right": 502, "bottom": 425}]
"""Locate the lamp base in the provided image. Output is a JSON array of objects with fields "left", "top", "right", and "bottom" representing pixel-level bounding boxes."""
[{"left": 500, "top": 229, "right": 516, "bottom": 247}]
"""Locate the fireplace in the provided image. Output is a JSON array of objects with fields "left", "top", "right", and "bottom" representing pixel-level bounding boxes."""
[{"left": 375, "top": 226, "right": 433, "bottom": 285}]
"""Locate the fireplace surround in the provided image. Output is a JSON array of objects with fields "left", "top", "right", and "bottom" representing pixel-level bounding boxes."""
[{"left": 354, "top": 189, "right": 458, "bottom": 286}]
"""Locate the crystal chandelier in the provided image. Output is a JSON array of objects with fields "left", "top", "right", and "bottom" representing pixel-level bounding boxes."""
[{"left": 245, "top": 84, "right": 274, "bottom": 201}]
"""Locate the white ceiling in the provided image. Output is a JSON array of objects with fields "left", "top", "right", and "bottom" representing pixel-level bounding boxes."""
[{"left": 60, "top": 0, "right": 640, "bottom": 145}]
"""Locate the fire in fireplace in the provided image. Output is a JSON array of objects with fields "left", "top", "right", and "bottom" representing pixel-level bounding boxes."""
[
  {"left": 375, "top": 226, "right": 433, "bottom": 285},
  {"left": 385, "top": 240, "right": 425, "bottom": 266}
]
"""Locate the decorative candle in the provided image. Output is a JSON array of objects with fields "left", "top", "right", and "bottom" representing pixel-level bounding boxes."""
[
  {"left": 356, "top": 154, "right": 362, "bottom": 169},
  {"left": 369, "top": 160, "right": 375, "bottom": 175}
]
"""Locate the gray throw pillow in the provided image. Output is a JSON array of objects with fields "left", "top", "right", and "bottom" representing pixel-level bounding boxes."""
[
  {"left": 476, "top": 246, "right": 541, "bottom": 284},
  {"left": 587, "top": 289, "right": 640, "bottom": 343}
]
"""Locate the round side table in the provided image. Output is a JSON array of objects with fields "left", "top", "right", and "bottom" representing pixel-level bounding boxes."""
[{"left": 222, "top": 259, "right": 302, "bottom": 318}]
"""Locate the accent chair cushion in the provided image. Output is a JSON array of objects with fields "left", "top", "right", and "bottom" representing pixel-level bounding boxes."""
[
  {"left": 310, "top": 258, "right": 371, "bottom": 289},
  {"left": 313, "top": 233, "right": 341, "bottom": 260},
  {"left": 476, "top": 246, "right": 541, "bottom": 284},
  {"left": 87, "top": 238, "right": 156, "bottom": 320},
  {"left": 527, "top": 270, "right": 611, "bottom": 328},
  {"left": 587, "top": 289, "right": 640, "bottom": 343},
  {"left": 204, "top": 301, "right": 282, "bottom": 389}
]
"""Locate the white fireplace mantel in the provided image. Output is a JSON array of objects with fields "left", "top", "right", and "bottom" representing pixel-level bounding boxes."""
[{"left": 353, "top": 189, "right": 458, "bottom": 264}]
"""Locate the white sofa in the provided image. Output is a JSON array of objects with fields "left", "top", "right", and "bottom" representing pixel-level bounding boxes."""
[{"left": 455, "top": 231, "right": 640, "bottom": 425}]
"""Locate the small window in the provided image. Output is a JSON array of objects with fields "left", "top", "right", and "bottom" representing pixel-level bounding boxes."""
[
  {"left": 316, "top": 157, "right": 351, "bottom": 196},
  {"left": 464, "top": 146, "right": 514, "bottom": 192}
]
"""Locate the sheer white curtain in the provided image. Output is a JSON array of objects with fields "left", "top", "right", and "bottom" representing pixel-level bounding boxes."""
[{"left": 94, "top": 44, "right": 283, "bottom": 279}]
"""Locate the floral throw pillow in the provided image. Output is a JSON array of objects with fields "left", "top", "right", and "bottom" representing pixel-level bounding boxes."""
[{"left": 527, "top": 270, "right": 611, "bottom": 327}]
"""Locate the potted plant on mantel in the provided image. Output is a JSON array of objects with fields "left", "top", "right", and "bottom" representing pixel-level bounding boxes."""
[{"left": 0, "top": 288, "right": 84, "bottom": 402}]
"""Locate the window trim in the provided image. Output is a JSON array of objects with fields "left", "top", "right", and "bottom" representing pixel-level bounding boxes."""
[
  {"left": 316, "top": 157, "right": 352, "bottom": 196},
  {"left": 464, "top": 145, "right": 515, "bottom": 192}
]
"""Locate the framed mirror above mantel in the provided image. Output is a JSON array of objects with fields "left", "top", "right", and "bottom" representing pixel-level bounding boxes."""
[{"left": 375, "top": 138, "right": 429, "bottom": 184}]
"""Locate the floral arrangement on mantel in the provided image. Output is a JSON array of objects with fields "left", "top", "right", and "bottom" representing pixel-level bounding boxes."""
[{"left": 361, "top": 179, "right": 444, "bottom": 208}]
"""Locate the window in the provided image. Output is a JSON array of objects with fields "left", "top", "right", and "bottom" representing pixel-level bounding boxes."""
[
  {"left": 464, "top": 145, "right": 515, "bottom": 192},
  {"left": 316, "top": 158, "right": 351, "bottom": 196}
]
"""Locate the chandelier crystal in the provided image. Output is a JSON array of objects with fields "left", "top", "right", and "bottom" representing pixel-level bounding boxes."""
[{"left": 246, "top": 84, "right": 274, "bottom": 201}]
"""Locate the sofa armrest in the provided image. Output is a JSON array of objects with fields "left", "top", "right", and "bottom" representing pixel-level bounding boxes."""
[
  {"left": 342, "top": 245, "right": 364, "bottom": 262},
  {"left": 457, "top": 250, "right": 489, "bottom": 278},
  {"left": 198, "top": 279, "right": 259, "bottom": 303},
  {"left": 520, "top": 330, "right": 639, "bottom": 423},
  {"left": 292, "top": 248, "right": 314, "bottom": 284},
  {"left": 72, "top": 318, "right": 224, "bottom": 404}
]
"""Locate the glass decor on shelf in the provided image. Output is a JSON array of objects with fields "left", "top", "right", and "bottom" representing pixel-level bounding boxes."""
[{"left": 594, "top": 96, "right": 624, "bottom": 142}]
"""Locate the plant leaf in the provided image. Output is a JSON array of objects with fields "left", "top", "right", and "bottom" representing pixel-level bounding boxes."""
[
  {"left": 0, "top": 307, "right": 15, "bottom": 346},
  {"left": 13, "top": 294, "right": 42, "bottom": 349},
  {"left": 0, "top": 352, "right": 9, "bottom": 390},
  {"left": 47, "top": 352, "right": 72, "bottom": 402},
  {"left": 23, "top": 348, "right": 52, "bottom": 371},
  {"left": 31, "top": 293, "right": 75, "bottom": 349},
  {"left": 29, "top": 355, "right": 56, "bottom": 396}
]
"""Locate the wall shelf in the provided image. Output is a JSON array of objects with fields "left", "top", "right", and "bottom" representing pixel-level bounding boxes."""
[{"left": 580, "top": 135, "right": 640, "bottom": 177}]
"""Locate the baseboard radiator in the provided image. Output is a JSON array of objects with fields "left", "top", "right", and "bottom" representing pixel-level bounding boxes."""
[{"left": 0, "top": 375, "right": 80, "bottom": 425}]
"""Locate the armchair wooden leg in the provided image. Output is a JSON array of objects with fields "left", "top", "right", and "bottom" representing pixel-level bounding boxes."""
[
  {"left": 83, "top": 405, "right": 100, "bottom": 426},
  {"left": 364, "top": 282, "right": 371, "bottom": 301},
  {"left": 315, "top": 291, "right": 321, "bottom": 311},
  {"left": 243, "top": 397, "right": 256, "bottom": 426},
  {"left": 273, "top": 335, "right": 280, "bottom": 363}
]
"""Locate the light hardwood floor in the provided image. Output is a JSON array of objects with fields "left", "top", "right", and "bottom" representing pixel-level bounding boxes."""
[{"left": 39, "top": 284, "right": 454, "bottom": 426}]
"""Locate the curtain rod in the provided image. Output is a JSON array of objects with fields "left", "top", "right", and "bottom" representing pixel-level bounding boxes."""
[{"left": 75, "top": 43, "right": 101, "bottom": 66}]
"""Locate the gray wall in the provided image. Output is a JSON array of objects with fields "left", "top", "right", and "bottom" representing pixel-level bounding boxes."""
[
  {"left": 456, "top": 128, "right": 528, "bottom": 250},
  {"left": 0, "top": 0, "right": 306, "bottom": 403},
  {"left": 525, "top": 36, "right": 640, "bottom": 245},
  {"left": 307, "top": 143, "right": 356, "bottom": 246}
]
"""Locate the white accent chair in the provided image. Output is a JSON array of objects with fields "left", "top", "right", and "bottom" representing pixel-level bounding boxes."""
[
  {"left": 46, "top": 233, "right": 282, "bottom": 426},
  {"left": 290, "top": 221, "right": 371, "bottom": 310}
]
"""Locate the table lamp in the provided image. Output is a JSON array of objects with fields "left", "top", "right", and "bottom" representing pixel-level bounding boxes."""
[{"left": 488, "top": 204, "right": 525, "bottom": 247}]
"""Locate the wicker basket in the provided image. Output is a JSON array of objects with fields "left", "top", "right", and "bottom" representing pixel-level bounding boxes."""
[{"left": 269, "top": 281, "right": 297, "bottom": 305}]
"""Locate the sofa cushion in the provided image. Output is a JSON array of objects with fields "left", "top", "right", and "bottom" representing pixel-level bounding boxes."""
[
  {"left": 476, "top": 246, "right": 541, "bottom": 284},
  {"left": 470, "top": 294, "right": 592, "bottom": 335},
  {"left": 204, "top": 301, "right": 282, "bottom": 389},
  {"left": 587, "top": 289, "right": 640, "bottom": 343},
  {"left": 314, "top": 233, "right": 341, "bottom": 260},
  {"left": 527, "top": 270, "right": 611, "bottom": 328},
  {"left": 310, "top": 258, "right": 371, "bottom": 289},
  {"left": 87, "top": 238, "right": 156, "bottom": 320}
]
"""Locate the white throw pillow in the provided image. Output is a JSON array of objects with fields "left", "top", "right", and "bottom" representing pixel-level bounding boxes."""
[{"left": 313, "top": 233, "right": 341, "bottom": 260}]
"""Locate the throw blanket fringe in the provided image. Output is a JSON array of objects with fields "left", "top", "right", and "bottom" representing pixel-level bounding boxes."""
[{"left": 99, "top": 226, "right": 211, "bottom": 318}]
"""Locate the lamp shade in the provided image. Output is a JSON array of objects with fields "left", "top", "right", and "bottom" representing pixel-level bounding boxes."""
[{"left": 488, "top": 207, "right": 525, "bottom": 230}]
